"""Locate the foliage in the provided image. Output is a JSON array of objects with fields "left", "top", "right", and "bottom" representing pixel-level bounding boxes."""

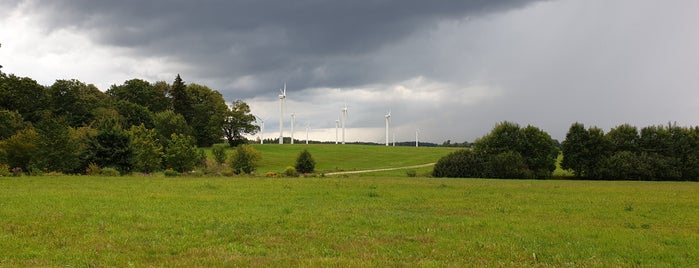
[
  {"left": 46, "top": 79, "right": 107, "bottom": 127},
  {"left": 562, "top": 122, "right": 699, "bottom": 181},
  {"left": 283, "top": 166, "right": 298, "bottom": 177},
  {"left": 0, "top": 74, "right": 47, "bottom": 122},
  {"left": 230, "top": 144, "right": 261, "bottom": 174},
  {"left": 223, "top": 100, "right": 259, "bottom": 147},
  {"left": 164, "top": 168, "right": 180, "bottom": 177},
  {"left": 164, "top": 134, "right": 200, "bottom": 173},
  {"left": 152, "top": 110, "right": 192, "bottom": 147},
  {"left": 128, "top": 124, "right": 163, "bottom": 173},
  {"left": 85, "top": 163, "right": 101, "bottom": 175},
  {"left": 34, "top": 116, "right": 81, "bottom": 173},
  {"left": 211, "top": 144, "right": 228, "bottom": 165},
  {"left": 0, "top": 128, "right": 39, "bottom": 171},
  {"left": 0, "top": 164, "right": 9, "bottom": 177},
  {"left": 433, "top": 149, "right": 482, "bottom": 178},
  {"left": 435, "top": 122, "right": 558, "bottom": 179},
  {"left": 107, "top": 78, "right": 170, "bottom": 113},
  {"left": 186, "top": 84, "right": 229, "bottom": 147},
  {"left": 85, "top": 118, "right": 133, "bottom": 174},
  {"left": 295, "top": 149, "right": 316, "bottom": 174},
  {"left": 100, "top": 167, "right": 121, "bottom": 177},
  {"left": 0, "top": 109, "right": 28, "bottom": 140},
  {"left": 405, "top": 170, "right": 417, "bottom": 177}
]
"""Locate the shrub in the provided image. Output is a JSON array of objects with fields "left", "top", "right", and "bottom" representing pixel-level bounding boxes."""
[
  {"left": 406, "top": 170, "right": 417, "bottom": 177},
  {"left": 230, "top": 144, "right": 261, "bottom": 174},
  {"left": 85, "top": 163, "right": 101, "bottom": 175},
  {"left": 164, "top": 168, "right": 180, "bottom": 177},
  {"left": 100, "top": 167, "right": 121, "bottom": 177},
  {"left": 433, "top": 150, "right": 483, "bottom": 178},
  {"left": 295, "top": 149, "right": 315, "bottom": 174},
  {"left": 211, "top": 144, "right": 228, "bottom": 165},
  {"left": 0, "top": 164, "right": 10, "bottom": 177},
  {"left": 164, "top": 134, "right": 200, "bottom": 173},
  {"left": 283, "top": 166, "right": 298, "bottom": 177}
]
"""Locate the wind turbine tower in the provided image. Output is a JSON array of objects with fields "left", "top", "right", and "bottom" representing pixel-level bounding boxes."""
[
  {"left": 290, "top": 113, "right": 295, "bottom": 144},
  {"left": 259, "top": 118, "right": 265, "bottom": 144},
  {"left": 385, "top": 111, "right": 391, "bottom": 146},
  {"left": 305, "top": 123, "right": 309, "bottom": 144},
  {"left": 416, "top": 129, "right": 420, "bottom": 147},
  {"left": 341, "top": 104, "right": 348, "bottom": 144},
  {"left": 335, "top": 119, "right": 339, "bottom": 144},
  {"left": 278, "top": 83, "right": 286, "bottom": 144}
]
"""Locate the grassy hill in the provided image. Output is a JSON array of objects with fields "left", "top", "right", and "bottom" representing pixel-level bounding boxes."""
[{"left": 245, "top": 144, "right": 460, "bottom": 174}]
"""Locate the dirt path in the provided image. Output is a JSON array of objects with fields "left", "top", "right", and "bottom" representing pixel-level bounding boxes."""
[{"left": 324, "top": 163, "right": 435, "bottom": 176}]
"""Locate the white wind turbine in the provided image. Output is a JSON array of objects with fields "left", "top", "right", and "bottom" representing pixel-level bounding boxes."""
[
  {"left": 259, "top": 118, "right": 265, "bottom": 144},
  {"left": 290, "top": 112, "right": 295, "bottom": 144},
  {"left": 416, "top": 129, "right": 420, "bottom": 147},
  {"left": 305, "top": 122, "right": 310, "bottom": 144},
  {"left": 341, "top": 104, "right": 348, "bottom": 144},
  {"left": 278, "top": 83, "right": 286, "bottom": 144},
  {"left": 335, "top": 118, "right": 339, "bottom": 144},
  {"left": 385, "top": 111, "right": 391, "bottom": 146}
]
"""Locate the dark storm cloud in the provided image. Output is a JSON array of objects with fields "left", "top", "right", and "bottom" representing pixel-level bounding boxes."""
[{"left": 27, "top": 0, "right": 542, "bottom": 96}]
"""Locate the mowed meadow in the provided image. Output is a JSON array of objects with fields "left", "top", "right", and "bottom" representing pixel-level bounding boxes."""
[{"left": 1, "top": 145, "right": 698, "bottom": 266}]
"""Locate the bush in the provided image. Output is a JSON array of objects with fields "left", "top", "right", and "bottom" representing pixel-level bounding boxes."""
[
  {"left": 406, "top": 170, "right": 417, "bottom": 177},
  {"left": 164, "top": 168, "right": 180, "bottom": 177},
  {"left": 295, "top": 149, "right": 316, "bottom": 174},
  {"left": 211, "top": 144, "right": 228, "bottom": 165},
  {"left": 85, "top": 163, "right": 101, "bottom": 175},
  {"left": 100, "top": 167, "right": 121, "bottom": 177},
  {"left": 283, "top": 166, "right": 298, "bottom": 177},
  {"left": 433, "top": 149, "right": 483, "bottom": 178},
  {"left": 0, "top": 164, "right": 10, "bottom": 177},
  {"left": 164, "top": 134, "right": 200, "bottom": 173},
  {"left": 230, "top": 144, "right": 261, "bottom": 174}
]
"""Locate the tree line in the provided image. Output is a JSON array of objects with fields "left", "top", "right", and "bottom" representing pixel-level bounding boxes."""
[
  {"left": 434, "top": 121, "right": 699, "bottom": 181},
  {"left": 0, "top": 73, "right": 258, "bottom": 174},
  {"left": 561, "top": 122, "right": 699, "bottom": 181}
]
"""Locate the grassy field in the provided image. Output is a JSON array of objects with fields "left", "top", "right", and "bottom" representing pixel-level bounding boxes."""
[
  {"left": 223, "top": 144, "right": 459, "bottom": 174},
  {"left": 1, "top": 176, "right": 697, "bottom": 266}
]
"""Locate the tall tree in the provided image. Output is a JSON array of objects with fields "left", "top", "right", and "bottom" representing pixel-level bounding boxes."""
[
  {"left": 186, "top": 84, "right": 229, "bottom": 147},
  {"left": 223, "top": 100, "right": 259, "bottom": 147},
  {"left": 46, "top": 79, "right": 107, "bottom": 127},
  {"left": 107, "top": 78, "right": 170, "bottom": 112},
  {"left": 561, "top": 122, "right": 589, "bottom": 177},
  {"left": 0, "top": 74, "right": 47, "bottom": 122},
  {"left": 170, "top": 74, "right": 191, "bottom": 121}
]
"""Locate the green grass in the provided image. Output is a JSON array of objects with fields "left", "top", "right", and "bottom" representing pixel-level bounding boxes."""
[
  {"left": 211, "top": 144, "right": 459, "bottom": 174},
  {"left": 1, "top": 176, "right": 697, "bottom": 266}
]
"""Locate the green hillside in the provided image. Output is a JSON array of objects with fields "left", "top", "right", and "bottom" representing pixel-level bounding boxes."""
[{"left": 248, "top": 144, "right": 459, "bottom": 174}]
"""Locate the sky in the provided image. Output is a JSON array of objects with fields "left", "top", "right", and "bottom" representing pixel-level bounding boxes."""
[{"left": 2, "top": 0, "right": 699, "bottom": 144}]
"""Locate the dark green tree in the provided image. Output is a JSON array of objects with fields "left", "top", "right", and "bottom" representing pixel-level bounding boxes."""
[
  {"left": 107, "top": 78, "right": 170, "bottom": 112},
  {"left": 432, "top": 149, "right": 483, "bottom": 178},
  {"left": 607, "top": 124, "right": 640, "bottom": 153},
  {"left": 152, "top": 110, "right": 192, "bottom": 147},
  {"left": 223, "top": 100, "right": 259, "bottom": 147},
  {"left": 164, "top": 133, "right": 200, "bottom": 173},
  {"left": 170, "top": 74, "right": 192, "bottom": 121},
  {"left": 0, "top": 109, "right": 28, "bottom": 139},
  {"left": 561, "top": 122, "right": 589, "bottom": 177},
  {"left": 519, "top": 125, "right": 559, "bottom": 178},
  {"left": 295, "top": 149, "right": 316, "bottom": 174},
  {"left": 86, "top": 117, "right": 133, "bottom": 174},
  {"left": 0, "top": 74, "right": 47, "bottom": 122},
  {"left": 186, "top": 84, "right": 229, "bottom": 147},
  {"left": 211, "top": 144, "right": 228, "bottom": 165},
  {"left": 128, "top": 124, "right": 163, "bottom": 173},
  {"left": 230, "top": 144, "right": 261, "bottom": 174},
  {"left": 46, "top": 79, "right": 108, "bottom": 127},
  {"left": 0, "top": 128, "right": 39, "bottom": 171},
  {"left": 34, "top": 116, "right": 81, "bottom": 173}
]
